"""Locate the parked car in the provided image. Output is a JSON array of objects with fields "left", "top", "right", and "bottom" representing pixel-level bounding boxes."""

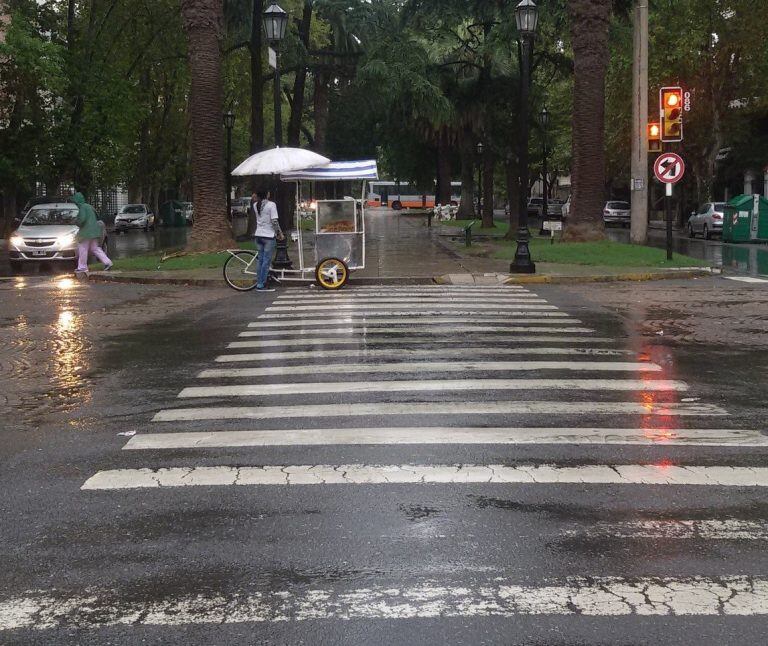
[
  {"left": 114, "top": 204, "right": 155, "bottom": 232},
  {"left": 8, "top": 202, "right": 107, "bottom": 272},
  {"left": 546, "top": 199, "right": 565, "bottom": 219},
  {"left": 181, "top": 202, "right": 194, "bottom": 225},
  {"left": 602, "top": 200, "right": 631, "bottom": 227},
  {"left": 231, "top": 197, "right": 251, "bottom": 219},
  {"left": 688, "top": 202, "right": 725, "bottom": 239},
  {"left": 526, "top": 197, "right": 544, "bottom": 217},
  {"left": 561, "top": 195, "right": 571, "bottom": 219}
]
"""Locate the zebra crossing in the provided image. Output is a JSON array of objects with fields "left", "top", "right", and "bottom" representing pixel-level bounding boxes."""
[{"left": 6, "top": 283, "right": 768, "bottom": 633}]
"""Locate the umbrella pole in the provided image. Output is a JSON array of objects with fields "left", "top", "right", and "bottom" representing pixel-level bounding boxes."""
[{"left": 273, "top": 179, "right": 293, "bottom": 269}]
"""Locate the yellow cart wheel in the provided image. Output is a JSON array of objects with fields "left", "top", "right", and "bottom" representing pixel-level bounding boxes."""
[{"left": 315, "top": 257, "right": 349, "bottom": 290}]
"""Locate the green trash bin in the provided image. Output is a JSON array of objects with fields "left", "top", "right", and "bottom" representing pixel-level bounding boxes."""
[
  {"left": 159, "top": 200, "right": 185, "bottom": 227},
  {"left": 723, "top": 194, "right": 768, "bottom": 243}
]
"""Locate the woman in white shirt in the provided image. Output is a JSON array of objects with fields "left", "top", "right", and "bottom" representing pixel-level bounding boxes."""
[{"left": 253, "top": 191, "right": 284, "bottom": 292}]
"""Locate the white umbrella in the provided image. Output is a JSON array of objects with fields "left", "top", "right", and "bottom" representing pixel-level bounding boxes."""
[{"left": 231, "top": 147, "right": 330, "bottom": 176}]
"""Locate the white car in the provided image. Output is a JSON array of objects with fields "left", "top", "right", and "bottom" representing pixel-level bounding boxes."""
[
  {"left": 8, "top": 202, "right": 107, "bottom": 272},
  {"left": 603, "top": 201, "right": 631, "bottom": 227},
  {"left": 114, "top": 204, "right": 155, "bottom": 232},
  {"left": 561, "top": 195, "right": 571, "bottom": 219},
  {"left": 688, "top": 202, "right": 725, "bottom": 240}
]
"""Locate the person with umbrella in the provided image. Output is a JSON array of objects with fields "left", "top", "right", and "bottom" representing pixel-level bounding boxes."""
[{"left": 253, "top": 190, "right": 284, "bottom": 292}]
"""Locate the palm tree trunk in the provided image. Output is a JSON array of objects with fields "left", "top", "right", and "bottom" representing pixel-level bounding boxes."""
[
  {"left": 180, "top": 0, "right": 232, "bottom": 250},
  {"left": 482, "top": 148, "right": 495, "bottom": 228},
  {"left": 436, "top": 128, "right": 452, "bottom": 204},
  {"left": 564, "top": 0, "right": 611, "bottom": 241},
  {"left": 457, "top": 126, "right": 475, "bottom": 220}
]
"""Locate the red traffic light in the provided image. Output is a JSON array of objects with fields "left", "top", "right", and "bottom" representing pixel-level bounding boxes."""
[
  {"left": 660, "top": 86, "right": 684, "bottom": 142},
  {"left": 648, "top": 122, "right": 662, "bottom": 153}
]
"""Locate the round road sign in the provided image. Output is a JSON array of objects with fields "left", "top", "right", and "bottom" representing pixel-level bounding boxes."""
[{"left": 654, "top": 153, "right": 685, "bottom": 184}]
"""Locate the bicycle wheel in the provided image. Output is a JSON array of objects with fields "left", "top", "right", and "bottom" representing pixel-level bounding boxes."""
[
  {"left": 315, "top": 257, "right": 349, "bottom": 290},
  {"left": 223, "top": 251, "right": 259, "bottom": 291}
]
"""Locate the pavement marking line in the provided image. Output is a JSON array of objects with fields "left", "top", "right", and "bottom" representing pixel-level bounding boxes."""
[
  {"left": 566, "top": 519, "right": 768, "bottom": 540},
  {"left": 725, "top": 276, "right": 768, "bottom": 284},
  {"left": 195, "top": 362, "right": 663, "bottom": 380},
  {"left": 245, "top": 321, "right": 594, "bottom": 331},
  {"left": 8, "top": 575, "right": 768, "bottom": 627},
  {"left": 266, "top": 301, "right": 550, "bottom": 312},
  {"left": 181, "top": 378, "right": 682, "bottom": 398},
  {"left": 273, "top": 297, "right": 545, "bottom": 304},
  {"left": 239, "top": 320, "right": 584, "bottom": 335},
  {"left": 214, "top": 347, "right": 635, "bottom": 363},
  {"left": 280, "top": 285, "right": 528, "bottom": 296},
  {"left": 153, "top": 401, "right": 726, "bottom": 422},
  {"left": 124, "top": 427, "right": 768, "bottom": 450},
  {"left": 82, "top": 464, "right": 768, "bottom": 490},
  {"left": 229, "top": 335, "right": 615, "bottom": 346},
  {"left": 259, "top": 307, "right": 562, "bottom": 319},
  {"left": 248, "top": 320, "right": 581, "bottom": 336}
]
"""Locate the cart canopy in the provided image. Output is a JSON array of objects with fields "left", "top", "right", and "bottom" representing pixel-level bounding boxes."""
[{"left": 281, "top": 160, "right": 378, "bottom": 181}]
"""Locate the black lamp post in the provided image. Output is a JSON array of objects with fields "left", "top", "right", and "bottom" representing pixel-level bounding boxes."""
[
  {"left": 539, "top": 106, "right": 549, "bottom": 234},
  {"left": 510, "top": 0, "right": 538, "bottom": 274},
  {"left": 476, "top": 141, "right": 484, "bottom": 216},
  {"left": 223, "top": 111, "right": 235, "bottom": 223},
  {"left": 263, "top": 3, "right": 291, "bottom": 268}
]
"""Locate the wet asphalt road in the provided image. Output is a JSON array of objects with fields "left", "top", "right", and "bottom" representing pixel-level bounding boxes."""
[
  {"left": 1, "top": 276, "right": 768, "bottom": 643},
  {"left": 3, "top": 220, "right": 768, "bottom": 278}
]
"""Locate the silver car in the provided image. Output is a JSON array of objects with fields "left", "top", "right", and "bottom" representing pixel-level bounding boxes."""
[
  {"left": 114, "top": 204, "right": 155, "bottom": 232},
  {"left": 8, "top": 202, "right": 107, "bottom": 272},
  {"left": 688, "top": 202, "right": 725, "bottom": 240},
  {"left": 603, "top": 201, "right": 631, "bottom": 227}
]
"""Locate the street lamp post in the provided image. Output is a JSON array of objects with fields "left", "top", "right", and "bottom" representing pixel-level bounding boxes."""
[
  {"left": 223, "top": 111, "right": 235, "bottom": 223},
  {"left": 476, "top": 141, "right": 484, "bottom": 217},
  {"left": 539, "top": 106, "right": 549, "bottom": 234},
  {"left": 263, "top": 3, "right": 291, "bottom": 268},
  {"left": 510, "top": 0, "right": 538, "bottom": 274}
]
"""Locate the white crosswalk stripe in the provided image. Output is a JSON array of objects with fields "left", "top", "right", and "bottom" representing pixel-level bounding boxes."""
[
  {"left": 82, "top": 463, "right": 768, "bottom": 490},
  {"left": 124, "top": 427, "right": 768, "bottom": 450},
  {"left": 68, "top": 283, "right": 767, "bottom": 633},
  {"left": 179, "top": 378, "right": 685, "bottom": 398},
  {"left": 152, "top": 401, "right": 724, "bottom": 422},
  {"left": 214, "top": 347, "right": 634, "bottom": 362},
  {"left": 266, "top": 300, "right": 550, "bottom": 311},
  {"left": 6, "top": 576, "right": 768, "bottom": 628},
  {"left": 227, "top": 335, "right": 615, "bottom": 347},
  {"left": 196, "top": 361, "right": 663, "bottom": 379},
  {"left": 237, "top": 322, "right": 595, "bottom": 331}
]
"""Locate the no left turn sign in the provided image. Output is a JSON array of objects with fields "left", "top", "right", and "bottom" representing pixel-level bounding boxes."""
[{"left": 654, "top": 153, "right": 685, "bottom": 184}]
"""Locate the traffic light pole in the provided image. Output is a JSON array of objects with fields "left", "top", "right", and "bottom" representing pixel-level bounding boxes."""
[
  {"left": 665, "top": 181, "right": 673, "bottom": 261},
  {"left": 630, "top": 0, "right": 649, "bottom": 245}
]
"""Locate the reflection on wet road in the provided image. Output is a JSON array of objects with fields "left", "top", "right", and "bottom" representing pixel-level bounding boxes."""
[{"left": 607, "top": 227, "right": 768, "bottom": 276}]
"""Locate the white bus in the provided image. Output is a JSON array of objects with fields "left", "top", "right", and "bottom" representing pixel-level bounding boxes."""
[{"left": 367, "top": 181, "right": 461, "bottom": 210}]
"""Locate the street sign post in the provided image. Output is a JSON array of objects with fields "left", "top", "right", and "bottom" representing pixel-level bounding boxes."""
[{"left": 653, "top": 153, "right": 686, "bottom": 260}]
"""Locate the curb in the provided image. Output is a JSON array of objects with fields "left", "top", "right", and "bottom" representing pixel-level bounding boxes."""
[
  {"left": 88, "top": 273, "right": 439, "bottom": 288},
  {"left": 434, "top": 268, "right": 716, "bottom": 285},
  {"left": 90, "top": 268, "right": 715, "bottom": 288}
]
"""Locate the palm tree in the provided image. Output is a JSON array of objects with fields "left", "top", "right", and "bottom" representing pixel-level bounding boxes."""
[
  {"left": 564, "top": 0, "right": 612, "bottom": 241},
  {"left": 180, "top": 0, "right": 232, "bottom": 250}
]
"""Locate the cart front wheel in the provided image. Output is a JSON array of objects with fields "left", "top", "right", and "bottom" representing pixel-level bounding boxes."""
[
  {"left": 224, "top": 250, "right": 259, "bottom": 291},
  {"left": 315, "top": 257, "right": 349, "bottom": 290}
]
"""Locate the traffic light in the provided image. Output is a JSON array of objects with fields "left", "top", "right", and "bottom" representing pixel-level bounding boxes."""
[
  {"left": 660, "top": 86, "right": 683, "bottom": 142},
  {"left": 648, "top": 122, "right": 662, "bottom": 153}
]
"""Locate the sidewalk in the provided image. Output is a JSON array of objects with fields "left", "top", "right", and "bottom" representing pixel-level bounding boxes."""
[{"left": 91, "top": 211, "right": 714, "bottom": 287}]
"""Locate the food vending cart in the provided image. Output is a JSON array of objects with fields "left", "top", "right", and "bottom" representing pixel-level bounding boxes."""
[{"left": 223, "top": 159, "right": 378, "bottom": 290}]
